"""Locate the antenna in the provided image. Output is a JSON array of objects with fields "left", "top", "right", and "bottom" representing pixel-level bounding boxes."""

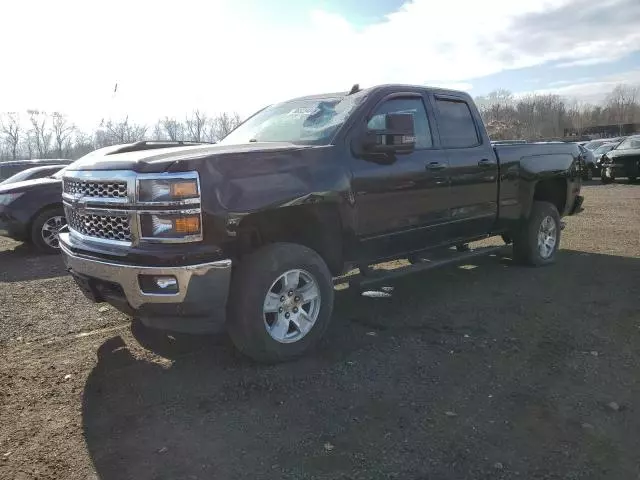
[{"left": 348, "top": 84, "right": 360, "bottom": 95}]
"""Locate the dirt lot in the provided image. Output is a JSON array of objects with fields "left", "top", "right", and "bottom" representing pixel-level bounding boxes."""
[{"left": 1, "top": 182, "right": 639, "bottom": 480}]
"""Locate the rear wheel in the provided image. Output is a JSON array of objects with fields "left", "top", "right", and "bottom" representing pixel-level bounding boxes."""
[
  {"left": 512, "top": 201, "right": 561, "bottom": 266},
  {"left": 227, "top": 243, "right": 334, "bottom": 363},
  {"left": 30, "top": 207, "right": 66, "bottom": 254},
  {"left": 629, "top": 177, "right": 637, "bottom": 184}
]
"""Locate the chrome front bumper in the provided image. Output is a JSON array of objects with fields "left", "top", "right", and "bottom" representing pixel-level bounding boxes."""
[{"left": 60, "top": 232, "right": 232, "bottom": 311}]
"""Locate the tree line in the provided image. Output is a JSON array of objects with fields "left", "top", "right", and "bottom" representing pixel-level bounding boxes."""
[
  {"left": 475, "top": 84, "right": 640, "bottom": 140},
  {"left": 0, "top": 110, "right": 242, "bottom": 161},
  {"left": 1, "top": 83, "right": 640, "bottom": 161}
]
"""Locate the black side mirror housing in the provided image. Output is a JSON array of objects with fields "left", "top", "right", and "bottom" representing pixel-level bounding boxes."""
[{"left": 362, "top": 113, "right": 416, "bottom": 154}]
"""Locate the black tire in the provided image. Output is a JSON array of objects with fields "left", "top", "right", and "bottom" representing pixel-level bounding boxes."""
[
  {"left": 600, "top": 170, "right": 613, "bottom": 184},
  {"left": 227, "top": 243, "right": 334, "bottom": 363},
  {"left": 512, "top": 201, "right": 561, "bottom": 266},
  {"left": 629, "top": 177, "right": 637, "bottom": 184},
  {"left": 30, "top": 206, "right": 66, "bottom": 254},
  {"left": 583, "top": 166, "right": 593, "bottom": 181}
]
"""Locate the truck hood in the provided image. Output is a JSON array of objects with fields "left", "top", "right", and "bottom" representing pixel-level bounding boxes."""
[
  {"left": 0, "top": 176, "right": 60, "bottom": 195},
  {"left": 70, "top": 142, "right": 320, "bottom": 173}
]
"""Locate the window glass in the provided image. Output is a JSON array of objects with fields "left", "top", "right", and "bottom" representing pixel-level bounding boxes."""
[
  {"left": 617, "top": 137, "right": 640, "bottom": 150},
  {"left": 367, "top": 97, "right": 432, "bottom": 149},
  {"left": 218, "top": 91, "right": 366, "bottom": 146},
  {"left": 584, "top": 140, "right": 607, "bottom": 150},
  {"left": 593, "top": 144, "right": 615, "bottom": 155},
  {"left": 435, "top": 99, "right": 480, "bottom": 148}
]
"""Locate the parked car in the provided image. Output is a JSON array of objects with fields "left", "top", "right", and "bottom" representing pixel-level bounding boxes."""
[
  {"left": 59, "top": 84, "right": 583, "bottom": 362},
  {"left": 0, "top": 165, "right": 67, "bottom": 186},
  {"left": 583, "top": 139, "right": 611, "bottom": 151},
  {"left": 592, "top": 142, "right": 619, "bottom": 174},
  {"left": 0, "top": 165, "right": 70, "bottom": 253},
  {"left": 576, "top": 144, "right": 596, "bottom": 180},
  {"left": 0, "top": 159, "right": 72, "bottom": 182},
  {"left": 583, "top": 137, "right": 625, "bottom": 152},
  {"left": 600, "top": 135, "right": 640, "bottom": 183}
]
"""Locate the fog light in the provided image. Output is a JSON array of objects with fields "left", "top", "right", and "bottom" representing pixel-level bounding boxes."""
[{"left": 139, "top": 275, "right": 178, "bottom": 294}]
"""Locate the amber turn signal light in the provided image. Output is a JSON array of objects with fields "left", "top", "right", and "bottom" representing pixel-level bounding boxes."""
[
  {"left": 170, "top": 181, "right": 198, "bottom": 198},
  {"left": 174, "top": 216, "right": 200, "bottom": 234}
]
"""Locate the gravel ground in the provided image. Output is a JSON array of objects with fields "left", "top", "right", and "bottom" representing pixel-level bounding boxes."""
[{"left": 1, "top": 182, "right": 639, "bottom": 480}]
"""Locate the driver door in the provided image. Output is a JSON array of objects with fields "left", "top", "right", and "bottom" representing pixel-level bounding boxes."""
[{"left": 349, "top": 93, "right": 451, "bottom": 260}]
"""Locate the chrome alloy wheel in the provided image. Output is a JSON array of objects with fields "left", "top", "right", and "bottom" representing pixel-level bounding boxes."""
[
  {"left": 41, "top": 216, "right": 66, "bottom": 249},
  {"left": 537, "top": 215, "right": 557, "bottom": 259},
  {"left": 263, "top": 269, "right": 321, "bottom": 343}
]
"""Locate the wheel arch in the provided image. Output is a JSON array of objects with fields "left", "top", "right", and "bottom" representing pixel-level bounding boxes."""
[
  {"left": 27, "top": 202, "right": 65, "bottom": 236},
  {"left": 522, "top": 178, "right": 568, "bottom": 219},
  {"left": 234, "top": 203, "right": 345, "bottom": 276}
]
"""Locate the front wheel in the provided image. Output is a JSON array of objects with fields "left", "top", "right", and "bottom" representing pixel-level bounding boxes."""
[
  {"left": 583, "top": 165, "right": 593, "bottom": 181},
  {"left": 512, "top": 201, "right": 561, "bottom": 266},
  {"left": 30, "top": 207, "right": 66, "bottom": 254},
  {"left": 600, "top": 169, "right": 614, "bottom": 184},
  {"left": 227, "top": 243, "right": 334, "bottom": 363}
]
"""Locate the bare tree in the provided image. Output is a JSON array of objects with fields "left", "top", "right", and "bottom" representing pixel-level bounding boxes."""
[
  {"left": 186, "top": 110, "right": 207, "bottom": 142},
  {"left": 51, "top": 112, "right": 74, "bottom": 158},
  {"left": 152, "top": 121, "right": 166, "bottom": 141},
  {"left": 208, "top": 112, "right": 242, "bottom": 142},
  {"left": 103, "top": 117, "right": 148, "bottom": 145},
  {"left": 0, "top": 113, "right": 21, "bottom": 160},
  {"left": 160, "top": 117, "right": 184, "bottom": 141},
  {"left": 27, "top": 110, "right": 52, "bottom": 158},
  {"left": 606, "top": 84, "right": 640, "bottom": 134},
  {"left": 565, "top": 100, "right": 591, "bottom": 138},
  {"left": 69, "top": 130, "right": 95, "bottom": 159},
  {"left": 22, "top": 131, "right": 35, "bottom": 159},
  {"left": 476, "top": 89, "right": 515, "bottom": 126}
]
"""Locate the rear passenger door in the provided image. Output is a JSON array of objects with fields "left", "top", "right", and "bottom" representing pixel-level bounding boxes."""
[{"left": 433, "top": 95, "right": 498, "bottom": 240}]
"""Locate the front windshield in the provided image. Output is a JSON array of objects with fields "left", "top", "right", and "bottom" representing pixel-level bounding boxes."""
[
  {"left": 218, "top": 93, "right": 365, "bottom": 146},
  {"left": 584, "top": 140, "right": 607, "bottom": 150},
  {"left": 616, "top": 136, "right": 640, "bottom": 150},
  {"left": 594, "top": 144, "right": 615, "bottom": 155}
]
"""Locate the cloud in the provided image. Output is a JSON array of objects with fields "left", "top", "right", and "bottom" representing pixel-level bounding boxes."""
[
  {"left": 1, "top": 0, "right": 639, "bottom": 128},
  {"left": 556, "top": 58, "right": 615, "bottom": 68},
  {"left": 518, "top": 70, "right": 640, "bottom": 102}
]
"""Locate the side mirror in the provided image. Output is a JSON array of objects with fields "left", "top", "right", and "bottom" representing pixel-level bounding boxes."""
[{"left": 362, "top": 113, "right": 416, "bottom": 154}]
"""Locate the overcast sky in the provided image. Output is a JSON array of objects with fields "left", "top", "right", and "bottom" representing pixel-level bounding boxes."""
[{"left": 1, "top": 0, "right": 639, "bottom": 129}]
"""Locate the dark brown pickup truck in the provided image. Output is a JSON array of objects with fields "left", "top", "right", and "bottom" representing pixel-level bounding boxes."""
[{"left": 58, "top": 84, "right": 584, "bottom": 362}]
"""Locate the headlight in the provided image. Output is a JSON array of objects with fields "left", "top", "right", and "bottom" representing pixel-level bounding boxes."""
[
  {"left": 0, "top": 193, "right": 23, "bottom": 206},
  {"left": 138, "top": 178, "right": 199, "bottom": 202},
  {"left": 140, "top": 213, "right": 202, "bottom": 240}
]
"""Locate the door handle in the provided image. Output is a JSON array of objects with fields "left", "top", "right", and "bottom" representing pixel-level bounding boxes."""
[
  {"left": 426, "top": 161, "right": 446, "bottom": 170},
  {"left": 478, "top": 158, "right": 494, "bottom": 167}
]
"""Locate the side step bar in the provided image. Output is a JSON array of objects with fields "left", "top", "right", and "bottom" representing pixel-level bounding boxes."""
[{"left": 337, "top": 245, "right": 507, "bottom": 289}]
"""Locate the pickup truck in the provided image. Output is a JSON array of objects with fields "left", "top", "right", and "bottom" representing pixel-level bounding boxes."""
[{"left": 59, "top": 84, "right": 584, "bottom": 362}]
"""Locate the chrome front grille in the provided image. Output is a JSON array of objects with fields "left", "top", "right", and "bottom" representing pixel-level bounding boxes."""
[
  {"left": 65, "top": 206, "right": 132, "bottom": 242},
  {"left": 62, "top": 169, "right": 201, "bottom": 246},
  {"left": 63, "top": 179, "right": 128, "bottom": 199}
]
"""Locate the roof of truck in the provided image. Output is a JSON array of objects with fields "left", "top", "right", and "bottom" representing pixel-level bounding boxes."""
[{"left": 288, "top": 84, "right": 470, "bottom": 103}]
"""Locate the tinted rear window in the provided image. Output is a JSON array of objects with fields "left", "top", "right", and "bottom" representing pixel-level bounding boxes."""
[{"left": 435, "top": 99, "right": 480, "bottom": 148}]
